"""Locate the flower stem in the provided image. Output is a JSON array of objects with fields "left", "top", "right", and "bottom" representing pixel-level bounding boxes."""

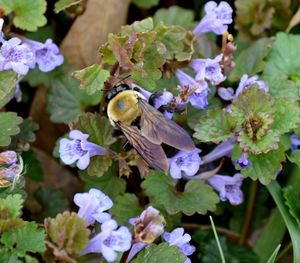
[{"left": 239, "top": 180, "right": 258, "bottom": 245}]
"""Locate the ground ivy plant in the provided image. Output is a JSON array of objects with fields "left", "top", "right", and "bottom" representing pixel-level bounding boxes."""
[{"left": 1, "top": 0, "right": 300, "bottom": 262}]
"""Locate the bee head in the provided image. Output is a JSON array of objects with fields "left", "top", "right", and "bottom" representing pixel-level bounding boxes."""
[{"left": 105, "top": 84, "right": 131, "bottom": 103}]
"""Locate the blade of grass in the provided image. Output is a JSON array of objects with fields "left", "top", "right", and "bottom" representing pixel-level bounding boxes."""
[
  {"left": 266, "top": 244, "right": 281, "bottom": 263},
  {"left": 209, "top": 216, "right": 226, "bottom": 263}
]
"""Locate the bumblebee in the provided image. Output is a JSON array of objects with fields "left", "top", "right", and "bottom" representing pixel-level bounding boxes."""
[{"left": 105, "top": 84, "right": 195, "bottom": 172}]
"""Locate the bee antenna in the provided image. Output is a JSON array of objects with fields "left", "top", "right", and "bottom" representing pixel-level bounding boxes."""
[{"left": 118, "top": 75, "right": 131, "bottom": 84}]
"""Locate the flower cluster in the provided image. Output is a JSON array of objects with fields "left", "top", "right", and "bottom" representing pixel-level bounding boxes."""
[
  {"left": 59, "top": 130, "right": 110, "bottom": 170},
  {"left": 74, "top": 188, "right": 132, "bottom": 262},
  {"left": 0, "top": 18, "right": 63, "bottom": 102},
  {"left": 0, "top": 150, "right": 23, "bottom": 186}
]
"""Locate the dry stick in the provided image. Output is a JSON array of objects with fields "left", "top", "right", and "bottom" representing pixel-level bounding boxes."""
[{"left": 239, "top": 180, "right": 258, "bottom": 245}]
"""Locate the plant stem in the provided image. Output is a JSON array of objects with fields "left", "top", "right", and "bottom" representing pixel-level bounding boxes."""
[{"left": 239, "top": 180, "right": 258, "bottom": 245}]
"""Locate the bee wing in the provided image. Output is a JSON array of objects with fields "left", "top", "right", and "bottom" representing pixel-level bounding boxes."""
[
  {"left": 138, "top": 99, "right": 195, "bottom": 152},
  {"left": 117, "top": 122, "right": 169, "bottom": 173}
]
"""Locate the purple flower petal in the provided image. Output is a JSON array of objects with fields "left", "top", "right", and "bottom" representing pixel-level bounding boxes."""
[
  {"left": 207, "top": 173, "right": 243, "bottom": 205},
  {"left": 193, "top": 1, "right": 233, "bottom": 37},
  {"left": 168, "top": 149, "right": 202, "bottom": 179}
]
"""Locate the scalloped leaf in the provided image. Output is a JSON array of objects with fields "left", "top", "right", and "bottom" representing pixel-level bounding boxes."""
[
  {"left": 283, "top": 186, "right": 300, "bottom": 228},
  {"left": 0, "top": 194, "right": 23, "bottom": 219},
  {"left": 132, "top": 243, "right": 186, "bottom": 263},
  {"left": 1, "top": 222, "right": 46, "bottom": 257},
  {"left": 232, "top": 143, "right": 286, "bottom": 185},
  {"left": 193, "top": 108, "right": 237, "bottom": 143},
  {"left": 79, "top": 163, "right": 126, "bottom": 199},
  {"left": 73, "top": 65, "right": 110, "bottom": 95},
  {"left": 47, "top": 76, "right": 101, "bottom": 124},
  {"left": 44, "top": 211, "right": 90, "bottom": 255},
  {"left": 263, "top": 33, "right": 300, "bottom": 100},
  {"left": 54, "top": 0, "right": 82, "bottom": 13},
  {"left": 156, "top": 24, "right": 194, "bottom": 61},
  {"left": 110, "top": 193, "right": 143, "bottom": 226},
  {"left": 153, "top": 6, "right": 195, "bottom": 28},
  {"left": 272, "top": 98, "right": 300, "bottom": 134},
  {"left": 0, "top": 112, "right": 23, "bottom": 146},
  {"left": 0, "top": 0, "right": 47, "bottom": 31},
  {"left": 288, "top": 150, "right": 300, "bottom": 167},
  {"left": 141, "top": 171, "right": 219, "bottom": 215},
  {"left": 0, "top": 71, "right": 17, "bottom": 108}
]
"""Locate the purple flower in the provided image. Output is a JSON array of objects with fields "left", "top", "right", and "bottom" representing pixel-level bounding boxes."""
[
  {"left": 81, "top": 219, "right": 132, "bottom": 262},
  {"left": 175, "top": 69, "right": 209, "bottom": 109},
  {"left": 237, "top": 152, "right": 251, "bottom": 169},
  {"left": 153, "top": 91, "right": 174, "bottom": 119},
  {"left": 0, "top": 37, "right": 35, "bottom": 75},
  {"left": 0, "top": 151, "right": 17, "bottom": 164},
  {"left": 207, "top": 173, "right": 243, "bottom": 205},
  {"left": 74, "top": 188, "right": 113, "bottom": 225},
  {"left": 0, "top": 19, "right": 4, "bottom": 43},
  {"left": 59, "top": 130, "right": 109, "bottom": 170},
  {"left": 190, "top": 54, "right": 226, "bottom": 85},
  {"left": 218, "top": 87, "right": 235, "bottom": 101},
  {"left": 169, "top": 148, "right": 202, "bottom": 179},
  {"left": 193, "top": 1, "right": 233, "bottom": 37},
  {"left": 163, "top": 228, "right": 196, "bottom": 263},
  {"left": 202, "top": 139, "right": 236, "bottom": 164},
  {"left": 129, "top": 206, "right": 165, "bottom": 244},
  {"left": 24, "top": 38, "right": 64, "bottom": 72},
  {"left": 235, "top": 74, "right": 268, "bottom": 97},
  {"left": 290, "top": 133, "right": 300, "bottom": 151}
]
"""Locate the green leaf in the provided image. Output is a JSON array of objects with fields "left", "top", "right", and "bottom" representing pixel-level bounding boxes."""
[
  {"left": 153, "top": 6, "right": 195, "bottom": 28},
  {"left": 193, "top": 108, "right": 236, "bottom": 143},
  {"left": 25, "top": 255, "right": 38, "bottom": 263},
  {"left": 86, "top": 156, "right": 112, "bottom": 177},
  {"left": 155, "top": 24, "right": 194, "bottom": 62},
  {"left": 22, "top": 150, "right": 43, "bottom": 182},
  {"left": 11, "top": 118, "right": 39, "bottom": 149},
  {"left": 1, "top": 222, "right": 46, "bottom": 257},
  {"left": 34, "top": 187, "right": 69, "bottom": 218},
  {"left": 131, "top": 0, "right": 159, "bottom": 9},
  {"left": 110, "top": 193, "right": 143, "bottom": 226},
  {"left": 232, "top": 87, "right": 279, "bottom": 154},
  {"left": 0, "top": 194, "right": 23, "bottom": 219},
  {"left": 79, "top": 163, "right": 126, "bottom": 199},
  {"left": 73, "top": 112, "right": 115, "bottom": 146},
  {"left": 288, "top": 150, "right": 300, "bottom": 167},
  {"left": 232, "top": 143, "right": 286, "bottom": 185},
  {"left": 263, "top": 33, "right": 300, "bottom": 100},
  {"left": 54, "top": 0, "right": 82, "bottom": 13},
  {"left": 0, "top": 0, "right": 47, "bottom": 31},
  {"left": 0, "top": 251, "right": 21, "bottom": 263},
  {"left": 132, "top": 243, "right": 185, "bottom": 263},
  {"left": 122, "top": 17, "right": 154, "bottom": 33},
  {"left": 0, "top": 112, "right": 23, "bottom": 146},
  {"left": 272, "top": 98, "right": 300, "bottom": 134},
  {"left": 45, "top": 211, "right": 90, "bottom": 255},
  {"left": 0, "top": 71, "right": 17, "bottom": 108},
  {"left": 283, "top": 185, "right": 300, "bottom": 228},
  {"left": 142, "top": 171, "right": 219, "bottom": 215},
  {"left": 47, "top": 76, "right": 101, "bottom": 124},
  {"left": 229, "top": 38, "right": 273, "bottom": 82},
  {"left": 267, "top": 181, "right": 300, "bottom": 263},
  {"left": 73, "top": 65, "right": 110, "bottom": 95},
  {"left": 254, "top": 209, "right": 286, "bottom": 263}
]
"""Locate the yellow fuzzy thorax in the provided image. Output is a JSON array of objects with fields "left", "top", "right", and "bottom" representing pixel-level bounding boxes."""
[{"left": 107, "top": 90, "right": 146, "bottom": 126}]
